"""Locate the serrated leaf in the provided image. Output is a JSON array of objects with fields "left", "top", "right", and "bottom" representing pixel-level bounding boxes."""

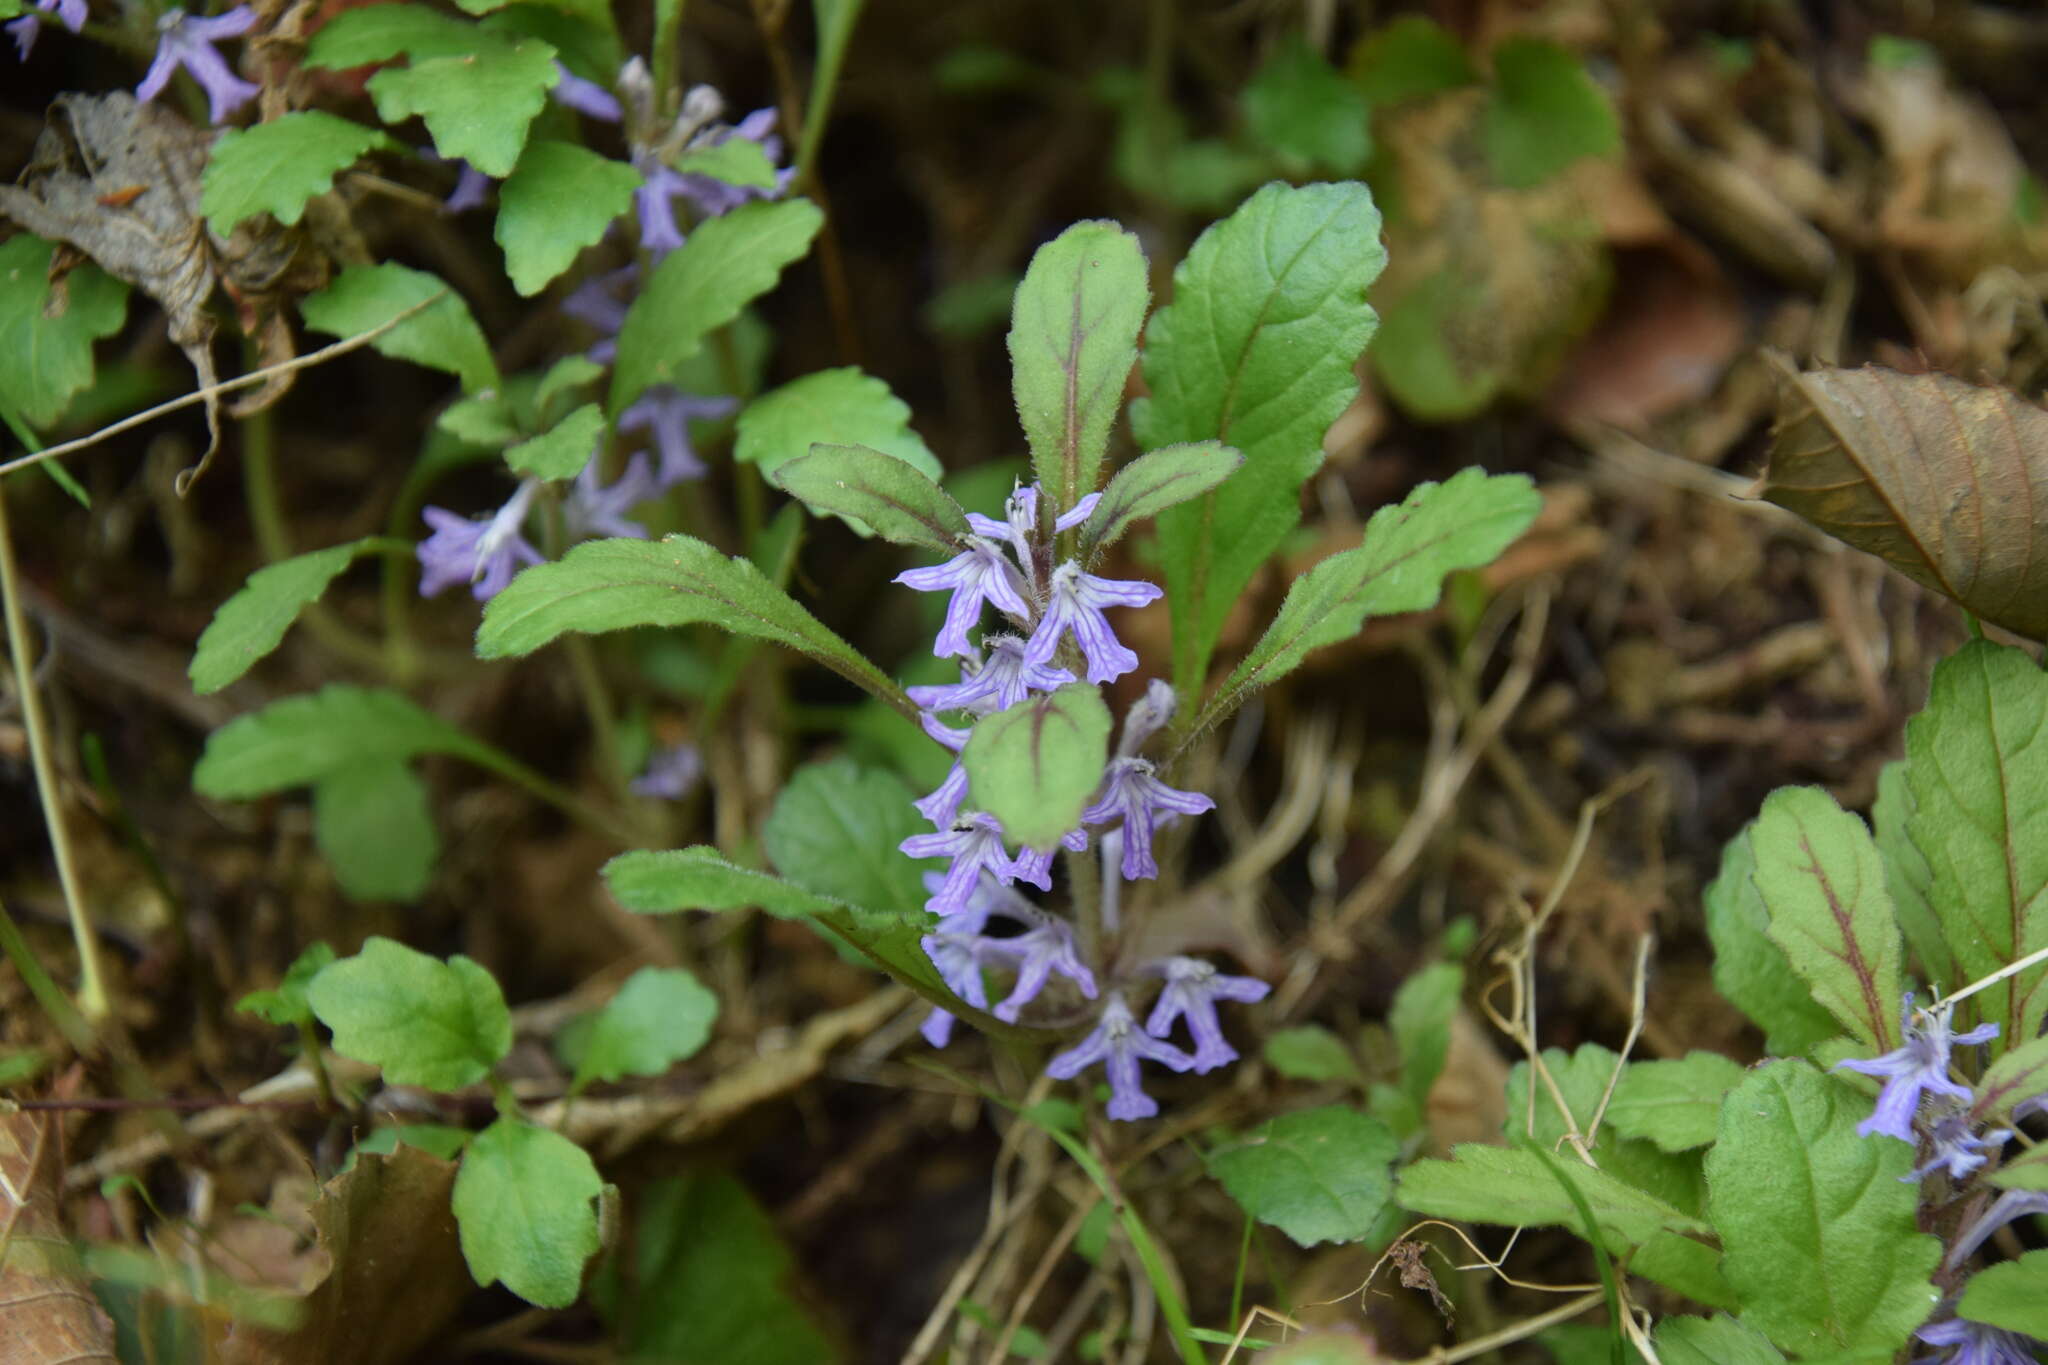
[
  {"left": 1873, "top": 759, "right": 1954, "bottom": 989},
  {"left": 762, "top": 756, "right": 935, "bottom": 921},
  {"left": 1956, "top": 1250, "right": 2048, "bottom": 1338},
  {"left": 1747, "top": 786, "right": 1905, "bottom": 1054},
  {"left": 610, "top": 198, "right": 823, "bottom": 413},
  {"left": 573, "top": 966, "right": 717, "bottom": 1088},
  {"left": 366, "top": 38, "right": 559, "bottom": 178},
  {"left": 1653, "top": 1316, "right": 1786, "bottom": 1365},
  {"left": 191, "top": 539, "right": 383, "bottom": 694},
  {"left": 1348, "top": 16, "right": 1477, "bottom": 106},
  {"left": 1388, "top": 961, "right": 1462, "bottom": 1108},
  {"left": 236, "top": 942, "right": 337, "bottom": 1028},
  {"left": 1704, "top": 1060, "right": 1940, "bottom": 1356},
  {"left": 1080, "top": 441, "right": 1242, "bottom": 558},
  {"left": 1208, "top": 1106, "right": 1398, "bottom": 1247},
  {"left": 1194, "top": 469, "right": 1540, "bottom": 735},
  {"left": 1134, "top": 181, "right": 1386, "bottom": 692},
  {"left": 767, "top": 444, "right": 967, "bottom": 551},
  {"left": 451, "top": 1117, "right": 601, "bottom": 1308},
  {"left": 1399, "top": 1143, "right": 1709, "bottom": 1244},
  {"left": 1006, "top": 220, "right": 1148, "bottom": 516},
  {"left": 1605, "top": 1053, "right": 1747, "bottom": 1153},
  {"left": 503, "top": 402, "right": 602, "bottom": 481},
  {"left": 1501, "top": 1044, "right": 1710, "bottom": 1225},
  {"left": 201, "top": 113, "right": 393, "bottom": 235},
  {"left": 495, "top": 141, "right": 641, "bottom": 296},
  {"left": 1703, "top": 822, "right": 1842, "bottom": 1055},
  {"left": 603, "top": 846, "right": 841, "bottom": 917},
  {"left": 307, "top": 937, "right": 512, "bottom": 1090},
  {"left": 313, "top": 758, "right": 437, "bottom": 901},
  {"left": 302, "top": 3, "right": 480, "bottom": 65},
  {"left": 474, "top": 535, "right": 910, "bottom": 713},
  {"left": 1483, "top": 39, "right": 1620, "bottom": 188},
  {"left": 0, "top": 234, "right": 130, "bottom": 429},
  {"left": 535, "top": 354, "right": 604, "bottom": 421},
  {"left": 962, "top": 685, "right": 1112, "bottom": 851},
  {"left": 193, "top": 684, "right": 493, "bottom": 798},
  {"left": 1243, "top": 34, "right": 1372, "bottom": 175},
  {"left": 671, "top": 137, "right": 778, "bottom": 190},
  {"left": 1905, "top": 640, "right": 2048, "bottom": 1046},
  {"left": 301, "top": 263, "right": 499, "bottom": 393},
  {"left": 736, "top": 366, "right": 942, "bottom": 505},
  {"left": 1761, "top": 366, "right": 2048, "bottom": 641},
  {"left": 1261, "top": 1027, "right": 1360, "bottom": 1083},
  {"left": 1970, "top": 1034, "right": 2048, "bottom": 1126},
  {"left": 1992, "top": 1143, "right": 2048, "bottom": 1191}
]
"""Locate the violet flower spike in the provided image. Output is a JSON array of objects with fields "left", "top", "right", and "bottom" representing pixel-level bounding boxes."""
[
  {"left": 913, "top": 762, "right": 970, "bottom": 829},
  {"left": 417, "top": 481, "right": 543, "bottom": 601},
  {"left": 1082, "top": 757, "right": 1214, "bottom": 881},
  {"left": 562, "top": 264, "right": 638, "bottom": 365},
  {"left": 908, "top": 635, "right": 1075, "bottom": 714},
  {"left": 902, "top": 813, "right": 1021, "bottom": 916},
  {"left": 630, "top": 743, "right": 702, "bottom": 800},
  {"left": 550, "top": 62, "right": 621, "bottom": 121},
  {"left": 1046, "top": 994, "right": 1195, "bottom": 1122},
  {"left": 1010, "top": 828, "right": 1088, "bottom": 891},
  {"left": 895, "top": 538, "right": 1031, "bottom": 659},
  {"left": 618, "top": 388, "right": 739, "bottom": 490},
  {"left": 1834, "top": 997, "right": 1999, "bottom": 1143},
  {"left": 1913, "top": 1317, "right": 2042, "bottom": 1365},
  {"left": 137, "top": 7, "right": 260, "bottom": 125},
  {"left": 632, "top": 155, "right": 690, "bottom": 255},
  {"left": 1947, "top": 1188, "right": 2048, "bottom": 1269},
  {"left": 7, "top": 0, "right": 86, "bottom": 61},
  {"left": 991, "top": 913, "right": 1098, "bottom": 1023},
  {"left": 673, "top": 107, "right": 794, "bottom": 218},
  {"left": 920, "top": 926, "right": 1002, "bottom": 1048},
  {"left": 1904, "top": 1113, "right": 2011, "bottom": 1184},
  {"left": 1025, "top": 561, "right": 1162, "bottom": 684},
  {"left": 564, "top": 453, "right": 654, "bottom": 541},
  {"left": 1145, "top": 956, "right": 1270, "bottom": 1073},
  {"left": 921, "top": 710, "right": 973, "bottom": 753}
]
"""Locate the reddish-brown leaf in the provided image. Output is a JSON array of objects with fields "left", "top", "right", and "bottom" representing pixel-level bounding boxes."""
[
  {"left": 0, "top": 1108, "right": 118, "bottom": 1364},
  {"left": 1759, "top": 361, "right": 2048, "bottom": 640}
]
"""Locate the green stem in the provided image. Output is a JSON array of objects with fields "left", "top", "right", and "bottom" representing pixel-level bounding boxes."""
[
  {"left": 0, "top": 480, "right": 109, "bottom": 1020},
  {"left": 651, "top": 0, "right": 689, "bottom": 119},
  {"left": 0, "top": 890, "right": 97, "bottom": 1055},
  {"left": 794, "top": 0, "right": 865, "bottom": 184}
]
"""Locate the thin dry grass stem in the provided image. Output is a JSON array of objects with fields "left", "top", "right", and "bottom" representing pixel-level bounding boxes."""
[
  {"left": 1115, "top": 1233, "right": 1159, "bottom": 1365},
  {"left": 1218, "top": 1304, "right": 1306, "bottom": 1364},
  {"left": 987, "top": 1187, "right": 1102, "bottom": 1364},
  {"left": 1585, "top": 934, "right": 1656, "bottom": 1145},
  {"left": 1210, "top": 710, "right": 1335, "bottom": 894}
]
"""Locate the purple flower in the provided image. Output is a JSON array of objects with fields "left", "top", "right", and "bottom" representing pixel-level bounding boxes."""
[
  {"left": 967, "top": 483, "right": 1098, "bottom": 556},
  {"left": 562, "top": 264, "right": 638, "bottom": 364},
  {"left": 442, "top": 161, "right": 491, "bottom": 214},
  {"left": 1836, "top": 998, "right": 1999, "bottom": 1143},
  {"left": 1118, "top": 678, "right": 1178, "bottom": 756},
  {"left": 672, "top": 107, "right": 795, "bottom": 218},
  {"left": 1081, "top": 757, "right": 1213, "bottom": 881},
  {"left": 1046, "top": 994, "right": 1195, "bottom": 1122},
  {"left": 137, "top": 7, "right": 260, "bottom": 125},
  {"left": 550, "top": 62, "right": 621, "bottom": 121},
  {"left": 1009, "top": 828, "right": 1088, "bottom": 891},
  {"left": 913, "top": 761, "right": 969, "bottom": 829},
  {"left": 1144, "top": 956, "right": 1269, "bottom": 1073},
  {"left": 618, "top": 387, "right": 737, "bottom": 490},
  {"left": 633, "top": 155, "right": 691, "bottom": 255},
  {"left": 1905, "top": 1112, "right": 2012, "bottom": 1184},
  {"left": 902, "top": 813, "right": 1021, "bottom": 916},
  {"left": 921, "top": 924, "right": 1003, "bottom": 1047},
  {"left": 565, "top": 452, "right": 654, "bottom": 541},
  {"left": 1914, "top": 1317, "right": 2042, "bottom": 1365},
  {"left": 895, "top": 538, "right": 1031, "bottom": 659},
  {"left": 1949, "top": 1189, "right": 2048, "bottom": 1269},
  {"left": 1024, "top": 561, "right": 1161, "bottom": 685},
  {"left": 921, "top": 710, "right": 973, "bottom": 753},
  {"left": 631, "top": 743, "right": 702, "bottom": 800},
  {"left": 908, "top": 635, "right": 1075, "bottom": 714},
  {"left": 6, "top": 0, "right": 85, "bottom": 60},
  {"left": 418, "top": 481, "right": 543, "bottom": 600},
  {"left": 990, "top": 911, "right": 1097, "bottom": 1022}
]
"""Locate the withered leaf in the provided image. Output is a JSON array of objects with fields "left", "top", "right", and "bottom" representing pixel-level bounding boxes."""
[
  {"left": 1760, "top": 361, "right": 2048, "bottom": 640},
  {"left": 0, "top": 1105, "right": 119, "bottom": 1364}
]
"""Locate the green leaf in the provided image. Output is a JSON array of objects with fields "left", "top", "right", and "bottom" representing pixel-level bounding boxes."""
[
  {"left": 962, "top": 685, "right": 1112, "bottom": 852},
  {"left": 193, "top": 684, "right": 494, "bottom": 798},
  {"left": 1208, "top": 1105, "right": 1398, "bottom": 1247},
  {"left": 307, "top": 936, "right": 512, "bottom": 1090},
  {"left": 1006, "top": 220, "right": 1149, "bottom": 517},
  {"left": 1348, "top": 16, "right": 1478, "bottom": 106},
  {"left": 1243, "top": 34, "right": 1372, "bottom": 175},
  {"left": 312, "top": 758, "right": 437, "bottom": 901},
  {"left": 301, "top": 263, "right": 499, "bottom": 393},
  {"left": 1399, "top": 1143, "right": 1709, "bottom": 1244},
  {"left": 1904, "top": 640, "right": 2048, "bottom": 1047},
  {"left": 475, "top": 536, "right": 910, "bottom": 714},
  {"left": 201, "top": 113, "right": 393, "bottom": 235},
  {"left": 1873, "top": 759, "right": 1954, "bottom": 989},
  {"left": 610, "top": 198, "right": 823, "bottom": 413},
  {"left": 345, "top": 1123, "right": 471, "bottom": 1168},
  {"left": 1703, "top": 823, "right": 1841, "bottom": 1055},
  {"left": 1501, "top": 1045, "right": 1711, "bottom": 1227},
  {"left": 671, "top": 137, "right": 778, "bottom": 190},
  {"left": 494, "top": 141, "right": 641, "bottom": 297},
  {"left": 1957, "top": 1249, "right": 2048, "bottom": 1338},
  {"left": 573, "top": 966, "right": 718, "bottom": 1088},
  {"left": 1653, "top": 1316, "right": 1786, "bottom": 1365},
  {"left": 1992, "top": 1142, "right": 2048, "bottom": 1191},
  {"left": 1704, "top": 1060, "right": 1939, "bottom": 1356},
  {"left": 302, "top": 3, "right": 479, "bottom": 65},
  {"left": 763, "top": 442, "right": 965, "bottom": 548},
  {"left": 1079, "top": 442, "right": 1242, "bottom": 558},
  {"left": 1134, "top": 180, "right": 1385, "bottom": 693},
  {"left": 602, "top": 846, "right": 840, "bottom": 917},
  {"left": 235, "top": 942, "right": 337, "bottom": 1027},
  {"left": 503, "top": 402, "right": 602, "bottom": 481},
  {"left": 762, "top": 757, "right": 934, "bottom": 921},
  {"left": 1389, "top": 961, "right": 1462, "bottom": 1109},
  {"left": 1604, "top": 1053, "right": 1746, "bottom": 1153},
  {"left": 1970, "top": 1033, "right": 2048, "bottom": 1126},
  {"left": 1262, "top": 1027, "right": 1360, "bottom": 1083},
  {"left": 0, "top": 235, "right": 130, "bottom": 429},
  {"left": 535, "top": 354, "right": 604, "bottom": 422},
  {"left": 1195, "top": 469, "right": 1540, "bottom": 735},
  {"left": 1747, "top": 786, "right": 1905, "bottom": 1053},
  {"left": 451, "top": 1117, "right": 602, "bottom": 1308},
  {"left": 366, "top": 38, "right": 559, "bottom": 178},
  {"left": 736, "top": 366, "right": 943, "bottom": 514},
  {"left": 1483, "top": 39, "right": 1620, "bottom": 189},
  {"left": 190, "top": 539, "right": 385, "bottom": 694}
]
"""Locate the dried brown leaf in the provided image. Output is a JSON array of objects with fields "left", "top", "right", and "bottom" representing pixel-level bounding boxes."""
[
  {"left": 0, "top": 1106, "right": 118, "bottom": 1364},
  {"left": 1760, "top": 361, "right": 2048, "bottom": 640}
]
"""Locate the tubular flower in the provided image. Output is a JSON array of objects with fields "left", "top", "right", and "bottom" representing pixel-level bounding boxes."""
[
  {"left": 418, "top": 481, "right": 542, "bottom": 601},
  {"left": 7, "top": 0, "right": 87, "bottom": 61},
  {"left": 1144, "top": 956, "right": 1270, "bottom": 1072},
  {"left": 617, "top": 388, "right": 738, "bottom": 490},
  {"left": 1024, "top": 561, "right": 1161, "bottom": 685},
  {"left": 1905, "top": 1112, "right": 2012, "bottom": 1184},
  {"left": 564, "top": 453, "right": 654, "bottom": 541},
  {"left": 913, "top": 762, "right": 970, "bottom": 830},
  {"left": 908, "top": 635, "right": 1075, "bottom": 714},
  {"left": 895, "top": 538, "right": 1031, "bottom": 659},
  {"left": 630, "top": 743, "right": 702, "bottom": 800},
  {"left": 990, "top": 911, "right": 1097, "bottom": 1023},
  {"left": 1913, "top": 1317, "right": 2042, "bottom": 1365},
  {"left": 1835, "top": 997, "right": 1999, "bottom": 1143},
  {"left": 1046, "top": 994, "right": 1194, "bottom": 1122},
  {"left": 902, "top": 813, "right": 1022, "bottom": 916},
  {"left": 137, "top": 7, "right": 260, "bottom": 124},
  {"left": 1082, "top": 757, "right": 1214, "bottom": 881},
  {"left": 550, "top": 62, "right": 621, "bottom": 121}
]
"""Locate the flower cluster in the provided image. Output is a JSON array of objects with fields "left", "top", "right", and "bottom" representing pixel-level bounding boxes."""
[
  {"left": 894, "top": 481, "right": 1267, "bottom": 1120},
  {"left": 136, "top": 6, "right": 259, "bottom": 125}
]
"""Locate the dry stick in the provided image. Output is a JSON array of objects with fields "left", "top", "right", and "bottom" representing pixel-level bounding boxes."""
[
  {"left": 0, "top": 290, "right": 450, "bottom": 483},
  {"left": 988, "top": 1187, "right": 1103, "bottom": 1365}
]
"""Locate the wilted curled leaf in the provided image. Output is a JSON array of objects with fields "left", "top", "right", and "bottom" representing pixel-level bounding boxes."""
[
  {"left": 1760, "top": 361, "right": 2048, "bottom": 640},
  {"left": 0, "top": 1104, "right": 118, "bottom": 1363}
]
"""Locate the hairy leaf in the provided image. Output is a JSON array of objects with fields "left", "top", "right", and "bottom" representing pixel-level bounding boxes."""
[
  {"left": 962, "top": 685, "right": 1112, "bottom": 851},
  {"left": 573, "top": 966, "right": 718, "bottom": 1088},
  {"left": 1703, "top": 822, "right": 1841, "bottom": 1055},
  {"left": 366, "top": 38, "right": 559, "bottom": 178},
  {"left": 1080, "top": 441, "right": 1242, "bottom": 558},
  {"left": 1209, "top": 1106, "right": 1397, "bottom": 1247},
  {"left": 1653, "top": 1316, "right": 1786, "bottom": 1365},
  {"left": 1605, "top": 1053, "right": 1747, "bottom": 1153},
  {"left": 1873, "top": 759, "right": 1954, "bottom": 990},
  {"left": 1971, "top": 1034, "right": 2048, "bottom": 1126},
  {"left": 603, "top": 847, "right": 840, "bottom": 918},
  {"left": 1956, "top": 1250, "right": 2048, "bottom": 1339},
  {"left": 495, "top": 141, "right": 642, "bottom": 296},
  {"left": 302, "top": 3, "right": 479, "bottom": 65},
  {"left": 503, "top": 402, "right": 602, "bottom": 481},
  {"left": 193, "top": 684, "right": 495, "bottom": 798},
  {"left": 0, "top": 234, "right": 130, "bottom": 429},
  {"left": 1399, "top": 1143, "right": 1709, "bottom": 1244},
  {"left": 307, "top": 937, "right": 512, "bottom": 1090},
  {"left": 191, "top": 538, "right": 383, "bottom": 694},
  {"left": 301, "top": 263, "right": 498, "bottom": 393},
  {"left": 201, "top": 113, "right": 393, "bottom": 235},
  {"left": 451, "top": 1118, "right": 601, "bottom": 1308},
  {"left": 765, "top": 443, "right": 965, "bottom": 549},
  {"left": 313, "top": 758, "right": 437, "bottom": 901}
]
